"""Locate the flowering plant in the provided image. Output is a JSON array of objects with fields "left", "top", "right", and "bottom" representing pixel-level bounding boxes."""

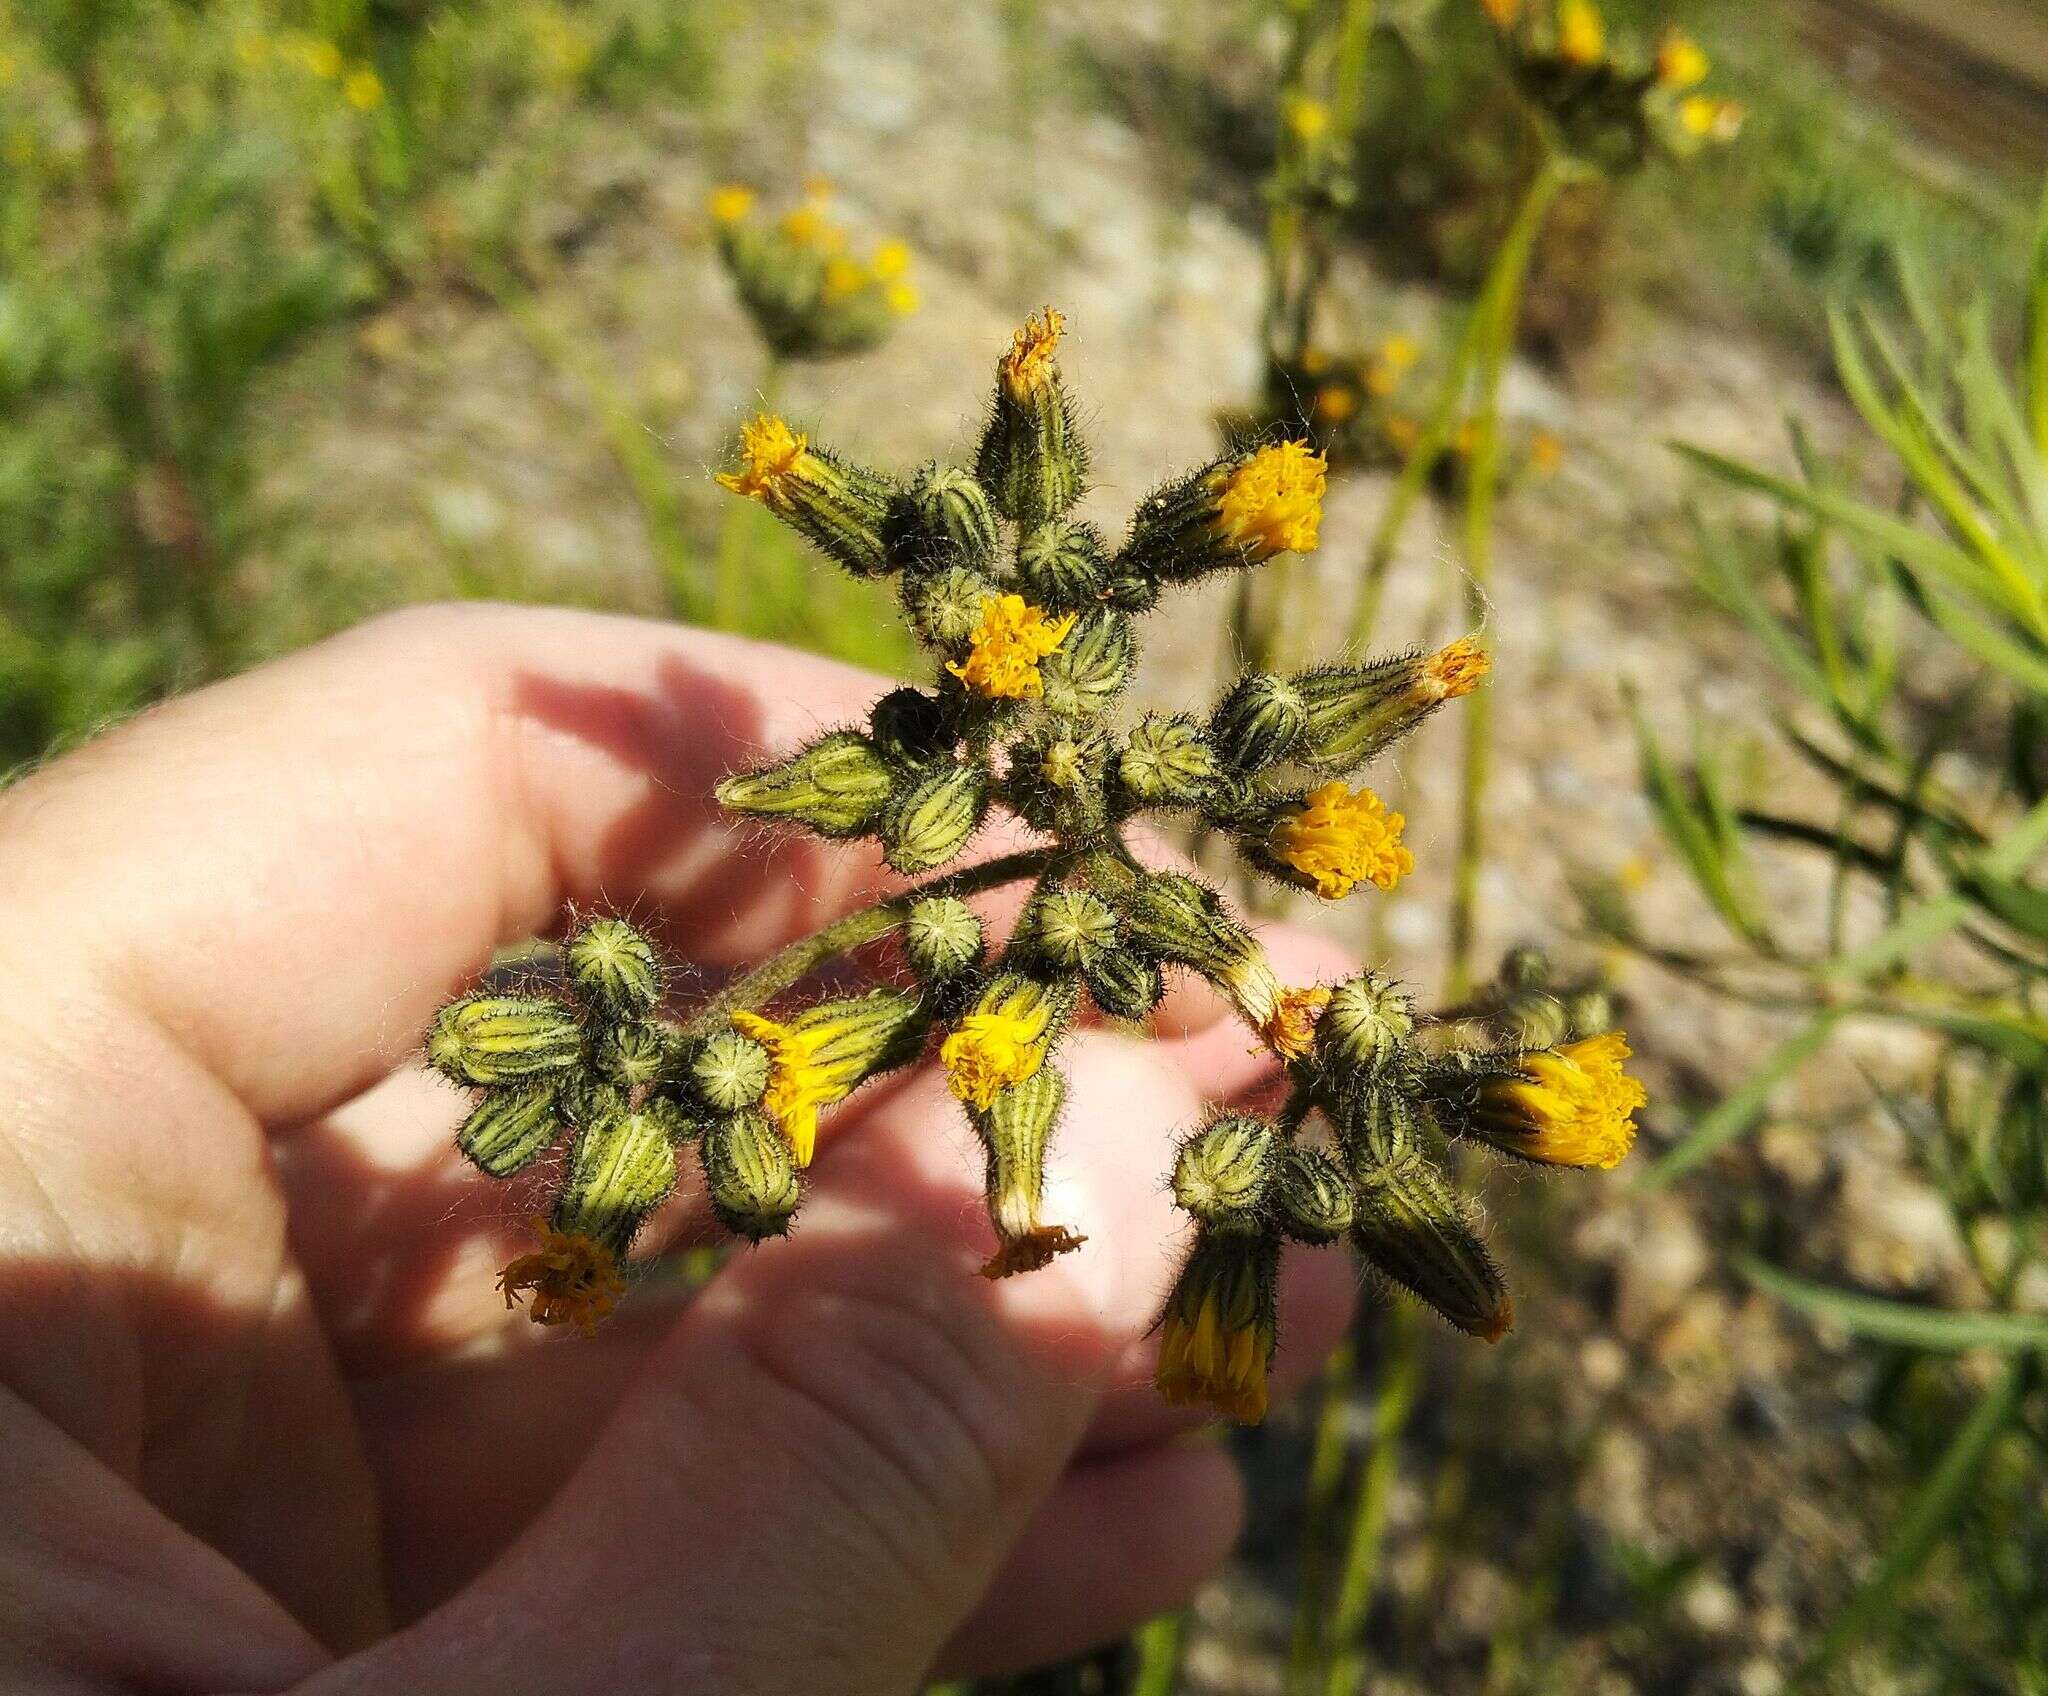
[{"left": 425, "top": 310, "right": 1644, "bottom": 1421}]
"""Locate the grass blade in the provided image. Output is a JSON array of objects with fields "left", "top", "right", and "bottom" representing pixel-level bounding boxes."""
[
  {"left": 1636, "top": 1011, "right": 1843, "bottom": 1190},
  {"left": 1741, "top": 1258, "right": 2048, "bottom": 1352}
]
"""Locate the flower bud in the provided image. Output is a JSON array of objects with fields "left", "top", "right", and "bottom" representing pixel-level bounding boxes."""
[
  {"left": 1172, "top": 1115, "right": 1276, "bottom": 1232},
  {"left": 1122, "top": 440, "right": 1326, "bottom": 582},
  {"left": 1434, "top": 1032, "right": 1644, "bottom": 1171},
  {"left": 1321, "top": 973, "right": 1416, "bottom": 1081},
  {"left": 1027, "top": 887, "right": 1120, "bottom": 972},
  {"left": 716, "top": 730, "right": 894, "bottom": 838},
  {"left": 1211, "top": 671, "right": 1306, "bottom": 772},
  {"left": 1003, "top": 727, "right": 1110, "bottom": 839},
  {"left": 881, "top": 760, "right": 988, "bottom": 874},
  {"left": 1038, "top": 609, "right": 1134, "bottom": 719},
  {"left": 976, "top": 1066, "right": 1084, "bottom": 1276},
  {"left": 1155, "top": 1230, "right": 1280, "bottom": 1424},
  {"left": 976, "top": 308, "right": 1087, "bottom": 527},
  {"left": 566, "top": 917, "right": 662, "bottom": 1019},
  {"left": 716, "top": 415, "right": 896, "bottom": 577},
  {"left": 732, "top": 990, "right": 928, "bottom": 1164},
  {"left": 1349, "top": 1146, "right": 1512, "bottom": 1341},
  {"left": 1119, "top": 872, "right": 1279, "bottom": 1027},
  {"left": 1015, "top": 519, "right": 1111, "bottom": 609},
  {"left": 1293, "top": 637, "right": 1490, "bottom": 775},
  {"left": 890, "top": 462, "right": 999, "bottom": 570},
  {"left": 1082, "top": 950, "right": 1165, "bottom": 1022},
  {"left": 558, "top": 1072, "right": 625, "bottom": 1129},
  {"left": 1273, "top": 1144, "right": 1353, "bottom": 1243},
  {"left": 701, "top": 1106, "right": 802, "bottom": 1239},
  {"left": 554, "top": 1099, "right": 684, "bottom": 1254},
  {"left": 903, "top": 894, "right": 985, "bottom": 984},
  {"left": 940, "top": 971, "right": 1072, "bottom": 1110},
  {"left": 1118, "top": 714, "right": 1222, "bottom": 808},
  {"left": 594, "top": 1020, "right": 668, "bottom": 1090},
  {"left": 906, "top": 563, "right": 997, "bottom": 647},
  {"left": 457, "top": 1082, "right": 565, "bottom": 1177},
  {"left": 428, "top": 993, "right": 582, "bottom": 1086},
  {"left": 868, "top": 686, "right": 953, "bottom": 768},
  {"left": 689, "top": 1028, "right": 770, "bottom": 1112}
]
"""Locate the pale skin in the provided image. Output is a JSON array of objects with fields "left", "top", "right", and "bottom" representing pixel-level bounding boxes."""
[{"left": 0, "top": 603, "right": 1359, "bottom": 1694}]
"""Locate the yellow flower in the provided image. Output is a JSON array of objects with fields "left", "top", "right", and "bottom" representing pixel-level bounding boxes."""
[
  {"left": 343, "top": 66, "right": 384, "bottom": 111},
  {"left": 1312, "top": 383, "right": 1358, "bottom": 424},
  {"left": 709, "top": 183, "right": 756, "bottom": 224},
  {"left": 303, "top": 38, "right": 343, "bottom": 79},
  {"left": 945, "top": 593, "right": 1076, "bottom": 701},
  {"left": 1000, "top": 306, "right": 1065, "bottom": 400},
  {"left": 1261, "top": 985, "right": 1331, "bottom": 1060},
  {"left": 821, "top": 255, "right": 870, "bottom": 303},
  {"left": 499, "top": 1221, "right": 626, "bottom": 1335},
  {"left": 1475, "top": 1032, "right": 1646, "bottom": 1169},
  {"left": 1656, "top": 29, "right": 1709, "bottom": 89},
  {"left": 1268, "top": 781, "right": 1414, "bottom": 901},
  {"left": 1300, "top": 345, "right": 1331, "bottom": 376},
  {"left": 1366, "top": 333, "right": 1419, "bottom": 397},
  {"left": 1156, "top": 1237, "right": 1277, "bottom": 1425},
  {"left": 1680, "top": 94, "right": 1745, "bottom": 142},
  {"left": 885, "top": 281, "right": 921, "bottom": 317},
  {"left": 1285, "top": 96, "right": 1330, "bottom": 144},
  {"left": 1415, "top": 636, "right": 1491, "bottom": 704},
  {"left": 782, "top": 204, "right": 844, "bottom": 249},
  {"left": 1557, "top": 0, "right": 1605, "bottom": 65},
  {"left": 715, "top": 414, "right": 809, "bottom": 502},
  {"left": 871, "top": 239, "right": 912, "bottom": 281},
  {"left": 1529, "top": 428, "right": 1564, "bottom": 474},
  {"left": 730, "top": 1010, "right": 837, "bottom": 1164},
  {"left": 940, "top": 983, "right": 1058, "bottom": 1110},
  {"left": 1212, "top": 440, "right": 1327, "bottom": 561}
]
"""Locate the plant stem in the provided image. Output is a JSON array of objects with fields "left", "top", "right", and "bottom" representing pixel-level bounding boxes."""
[
  {"left": 1130, "top": 1611, "right": 1187, "bottom": 1696},
  {"left": 1286, "top": 1335, "right": 1358, "bottom": 1692},
  {"left": 1445, "top": 152, "right": 1569, "bottom": 999},
  {"left": 680, "top": 847, "right": 1063, "bottom": 1034}
]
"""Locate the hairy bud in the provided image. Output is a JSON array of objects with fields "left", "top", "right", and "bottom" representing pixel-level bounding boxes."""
[
  {"left": 1211, "top": 672, "right": 1307, "bottom": 773},
  {"left": 1118, "top": 714, "right": 1222, "bottom": 807},
  {"left": 554, "top": 1099, "right": 684, "bottom": 1254},
  {"left": 868, "top": 686, "right": 953, "bottom": 768},
  {"left": 594, "top": 1020, "right": 668, "bottom": 1090},
  {"left": 716, "top": 731, "right": 895, "bottom": 838},
  {"left": 717, "top": 415, "right": 897, "bottom": 578},
  {"left": 428, "top": 994, "right": 582, "bottom": 1086},
  {"left": 689, "top": 1028, "right": 770, "bottom": 1112},
  {"left": 976, "top": 1067, "right": 1084, "bottom": 1277},
  {"left": 1038, "top": 610, "right": 1134, "bottom": 719},
  {"left": 1016, "top": 519, "right": 1111, "bottom": 609},
  {"left": 903, "top": 894, "right": 985, "bottom": 984},
  {"left": 907, "top": 563, "right": 999, "bottom": 647},
  {"left": 457, "top": 1082, "right": 564, "bottom": 1177},
  {"left": 1273, "top": 1144, "right": 1353, "bottom": 1243},
  {"left": 1350, "top": 1147, "right": 1511, "bottom": 1341},
  {"left": 566, "top": 917, "right": 662, "bottom": 1020},
  {"left": 894, "top": 462, "right": 999, "bottom": 569},
  {"left": 1172, "top": 1115, "right": 1277, "bottom": 1232},
  {"left": 1083, "top": 949, "right": 1165, "bottom": 1022},
  {"left": 1027, "top": 887, "right": 1120, "bottom": 972},
  {"left": 1120, "top": 872, "right": 1281, "bottom": 1028},
  {"left": 881, "top": 760, "right": 989, "bottom": 874},
  {"left": 702, "top": 1106, "right": 802, "bottom": 1239},
  {"left": 1320, "top": 973, "right": 1416, "bottom": 1082},
  {"left": 1293, "top": 638, "right": 1489, "bottom": 774},
  {"left": 976, "top": 308, "right": 1087, "bottom": 526}
]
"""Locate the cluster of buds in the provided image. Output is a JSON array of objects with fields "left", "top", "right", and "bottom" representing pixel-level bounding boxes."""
[
  {"left": 426, "top": 311, "right": 1646, "bottom": 1422},
  {"left": 708, "top": 178, "right": 918, "bottom": 360},
  {"left": 1482, "top": 0, "right": 1744, "bottom": 170}
]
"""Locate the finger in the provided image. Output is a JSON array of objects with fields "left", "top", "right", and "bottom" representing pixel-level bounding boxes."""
[
  {"left": 931, "top": 1440, "right": 1245, "bottom": 1680},
  {"left": 304, "top": 1033, "right": 1211, "bottom": 1695},
  {"left": 0, "top": 603, "right": 919, "bottom": 1128}
]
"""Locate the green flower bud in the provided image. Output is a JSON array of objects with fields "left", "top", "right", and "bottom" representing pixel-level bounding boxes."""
[
  {"left": 1118, "top": 713, "right": 1221, "bottom": 807},
  {"left": 1082, "top": 950, "right": 1165, "bottom": 1022},
  {"left": 976, "top": 308, "right": 1087, "bottom": 527},
  {"left": 1038, "top": 609, "right": 1134, "bottom": 719},
  {"left": 881, "top": 760, "right": 988, "bottom": 874},
  {"left": 890, "top": 462, "right": 1000, "bottom": 570},
  {"left": 566, "top": 917, "right": 662, "bottom": 1020},
  {"left": 559, "top": 1072, "right": 625, "bottom": 1129},
  {"left": 1156, "top": 1229, "right": 1280, "bottom": 1424},
  {"left": 1273, "top": 1144, "right": 1353, "bottom": 1243},
  {"left": 1321, "top": 974, "right": 1415, "bottom": 1082},
  {"left": 594, "top": 1020, "right": 668, "bottom": 1089},
  {"left": 716, "top": 731, "right": 895, "bottom": 838},
  {"left": 717, "top": 415, "right": 897, "bottom": 577},
  {"left": 701, "top": 1105, "right": 802, "bottom": 1240},
  {"left": 1293, "top": 638, "right": 1489, "bottom": 775},
  {"left": 1028, "top": 887, "right": 1120, "bottom": 971},
  {"left": 975, "top": 1067, "right": 1083, "bottom": 1277},
  {"left": 1016, "top": 519, "right": 1110, "bottom": 609},
  {"left": 1211, "top": 672, "right": 1306, "bottom": 772},
  {"left": 907, "top": 563, "right": 998, "bottom": 647},
  {"left": 457, "top": 1082, "right": 564, "bottom": 1177},
  {"left": 554, "top": 1099, "right": 684, "bottom": 1254},
  {"left": 1119, "top": 873, "right": 1275, "bottom": 1024},
  {"left": 1121, "top": 440, "right": 1326, "bottom": 583},
  {"left": 428, "top": 993, "right": 582, "bottom": 1086},
  {"left": 869, "top": 686, "right": 953, "bottom": 768},
  {"left": 1002, "top": 728, "right": 1110, "bottom": 839},
  {"left": 689, "top": 1028, "right": 770, "bottom": 1112},
  {"left": 903, "top": 894, "right": 985, "bottom": 984},
  {"left": 1350, "top": 1145, "right": 1511, "bottom": 1342},
  {"left": 1172, "top": 1115, "right": 1276, "bottom": 1232}
]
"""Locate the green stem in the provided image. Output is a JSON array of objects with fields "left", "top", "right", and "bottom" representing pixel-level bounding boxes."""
[
  {"left": 680, "top": 847, "right": 1063, "bottom": 1035},
  {"left": 1286, "top": 1335, "right": 1358, "bottom": 1692},
  {"left": 1131, "top": 1611, "right": 1187, "bottom": 1696},
  {"left": 1446, "top": 152, "right": 1568, "bottom": 1000}
]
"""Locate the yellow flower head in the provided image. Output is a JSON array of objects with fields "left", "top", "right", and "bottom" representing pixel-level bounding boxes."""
[
  {"left": 1261, "top": 985, "right": 1332, "bottom": 1061},
  {"left": 885, "top": 281, "right": 921, "bottom": 317},
  {"left": 1529, "top": 428, "right": 1564, "bottom": 474},
  {"left": 945, "top": 593, "right": 1076, "bottom": 700},
  {"left": 1680, "top": 94, "right": 1745, "bottom": 142},
  {"left": 342, "top": 66, "right": 384, "bottom": 111},
  {"left": 782, "top": 204, "right": 844, "bottom": 250},
  {"left": 1213, "top": 440, "right": 1327, "bottom": 561},
  {"left": 1557, "top": 0, "right": 1605, "bottom": 65},
  {"left": 1285, "top": 96, "right": 1330, "bottom": 143},
  {"left": 1415, "top": 636, "right": 1492, "bottom": 704},
  {"left": 1478, "top": 1031, "right": 1646, "bottom": 1169},
  {"left": 1000, "top": 307, "right": 1066, "bottom": 400},
  {"left": 1656, "top": 29, "right": 1710, "bottom": 88},
  {"left": 1268, "top": 781, "right": 1414, "bottom": 901},
  {"left": 1312, "top": 383, "right": 1358, "bottom": 424},
  {"left": 709, "top": 183, "right": 756, "bottom": 224},
  {"left": 1156, "top": 1238, "right": 1276, "bottom": 1424},
  {"left": 941, "top": 986, "right": 1057, "bottom": 1110},
  {"left": 731, "top": 1009, "right": 838, "bottom": 1165},
  {"left": 871, "top": 239, "right": 912, "bottom": 281},
  {"left": 1366, "top": 333, "right": 1419, "bottom": 397},
  {"left": 716, "top": 414, "right": 809, "bottom": 503},
  {"left": 499, "top": 1221, "right": 626, "bottom": 1335},
  {"left": 821, "top": 255, "right": 870, "bottom": 303},
  {"left": 303, "top": 38, "right": 343, "bottom": 78}
]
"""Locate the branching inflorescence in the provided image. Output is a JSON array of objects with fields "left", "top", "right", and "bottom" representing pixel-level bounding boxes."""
[{"left": 424, "top": 310, "right": 1645, "bottom": 1423}]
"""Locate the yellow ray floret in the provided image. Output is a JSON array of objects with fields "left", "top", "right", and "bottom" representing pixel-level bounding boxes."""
[
  {"left": 1480, "top": 1032, "right": 1646, "bottom": 1169},
  {"left": 871, "top": 239, "right": 912, "bottom": 281},
  {"left": 1000, "top": 307, "right": 1065, "bottom": 399},
  {"left": 946, "top": 594, "right": 1076, "bottom": 700},
  {"left": 941, "top": 998, "right": 1055, "bottom": 1110},
  {"left": 729, "top": 1009, "right": 839, "bottom": 1165},
  {"left": 716, "top": 414, "right": 809, "bottom": 503},
  {"left": 1268, "top": 781, "right": 1414, "bottom": 900},
  {"left": 1213, "top": 440, "right": 1327, "bottom": 561},
  {"left": 1416, "top": 636, "right": 1492, "bottom": 704},
  {"left": 498, "top": 1221, "right": 626, "bottom": 1335},
  {"left": 1557, "top": 0, "right": 1605, "bottom": 65},
  {"left": 1155, "top": 1248, "right": 1274, "bottom": 1424},
  {"left": 1261, "top": 985, "right": 1331, "bottom": 1061},
  {"left": 1656, "top": 29, "right": 1709, "bottom": 88},
  {"left": 1680, "top": 94, "right": 1745, "bottom": 141}
]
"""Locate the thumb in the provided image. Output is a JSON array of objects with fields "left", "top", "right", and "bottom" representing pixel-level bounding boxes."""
[{"left": 300, "top": 1033, "right": 1210, "bottom": 1695}]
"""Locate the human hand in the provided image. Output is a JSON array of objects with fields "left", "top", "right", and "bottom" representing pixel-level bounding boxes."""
[{"left": 0, "top": 605, "right": 1356, "bottom": 1693}]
